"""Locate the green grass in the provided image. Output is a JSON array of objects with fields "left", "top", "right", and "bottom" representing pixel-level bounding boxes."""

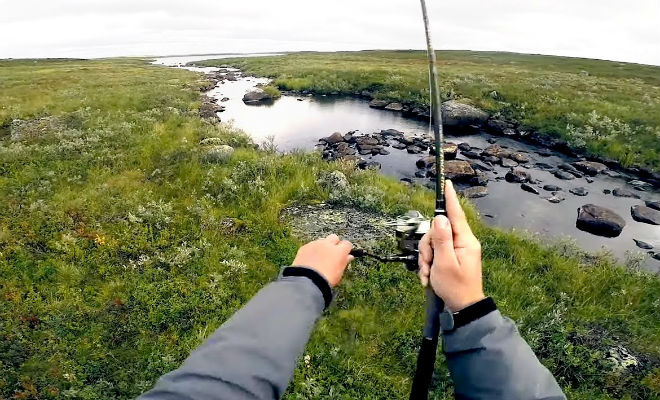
[
  {"left": 199, "top": 50, "right": 660, "bottom": 171},
  {"left": 0, "top": 58, "right": 658, "bottom": 400}
]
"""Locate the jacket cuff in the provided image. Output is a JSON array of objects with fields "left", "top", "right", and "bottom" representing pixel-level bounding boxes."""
[{"left": 281, "top": 266, "right": 333, "bottom": 309}]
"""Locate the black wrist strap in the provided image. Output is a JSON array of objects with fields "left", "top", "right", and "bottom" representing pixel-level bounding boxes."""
[
  {"left": 282, "top": 266, "right": 333, "bottom": 309},
  {"left": 448, "top": 297, "right": 497, "bottom": 332}
]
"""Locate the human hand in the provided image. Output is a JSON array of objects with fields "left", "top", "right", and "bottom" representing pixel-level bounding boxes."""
[
  {"left": 292, "top": 234, "right": 353, "bottom": 287},
  {"left": 418, "top": 180, "right": 485, "bottom": 312}
]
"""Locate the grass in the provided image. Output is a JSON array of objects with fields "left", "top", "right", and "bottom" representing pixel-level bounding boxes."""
[
  {"left": 0, "top": 57, "right": 658, "bottom": 400},
  {"left": 199, "top": 50, "right": 660, "bottom": 171}
]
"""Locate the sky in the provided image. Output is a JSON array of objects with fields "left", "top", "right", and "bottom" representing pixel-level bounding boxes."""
[{"left": 1, "top": 0, "right": 659, "bottom": 65}]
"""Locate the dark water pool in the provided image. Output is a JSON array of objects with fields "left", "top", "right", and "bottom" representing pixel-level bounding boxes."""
[{"left": 153, "top": 56, "right": 660, "bottom": 273}]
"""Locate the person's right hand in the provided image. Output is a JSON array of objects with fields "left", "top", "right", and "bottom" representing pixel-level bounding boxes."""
[
  {"left": 418, "top": 180, "right": 485, "bottom": 312},
  {"left": 292, "top": 234, "right": 353, "bottom": 287}
]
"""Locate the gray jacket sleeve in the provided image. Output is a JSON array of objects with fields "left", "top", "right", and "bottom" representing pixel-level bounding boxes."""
[
  {"left": 443, "top": 310, "right": 566, "bottom": 400},
  {"left": 138, "top": 274, "right": 325, "bottom": 400}
]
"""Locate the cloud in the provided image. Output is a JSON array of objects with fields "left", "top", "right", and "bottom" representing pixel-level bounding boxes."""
[{"left": 1, "top": 0, "right": 658, "bottom": 65}]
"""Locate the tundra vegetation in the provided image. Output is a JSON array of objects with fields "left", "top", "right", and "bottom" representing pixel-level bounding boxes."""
[
  {"left": 0, "top": 58, "right": 658, "bottom": 400},
  {"left": 200, "top": 51, "right": 660, "bottom": 171}
]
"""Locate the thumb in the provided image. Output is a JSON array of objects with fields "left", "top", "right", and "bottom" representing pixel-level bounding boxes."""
[{"left": 430, "top": 215, "right": 459, "bottom": 270}]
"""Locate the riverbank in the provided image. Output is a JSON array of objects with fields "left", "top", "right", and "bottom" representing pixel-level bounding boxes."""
[
  {"left": 196, "top": 50, "right": 660, "bottom": 176},
  {"left": 0, "top": 58, "right": 658, "bottom": 399}
]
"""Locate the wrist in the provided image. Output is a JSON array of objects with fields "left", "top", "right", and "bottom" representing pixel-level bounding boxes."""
[
  {"left": 446, "top": 293, "right": 486, "bottom": 313},
  {"left": 440, "top": 297, "right": 497, "bottom": 333},
  {"left": 282, "top": 266, "right": 333, "bottom": 309}
]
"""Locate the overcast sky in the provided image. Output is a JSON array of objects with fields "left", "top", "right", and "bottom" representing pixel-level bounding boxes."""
[{"left": 1, "top": 0, "right": 659, "bottom": 65}]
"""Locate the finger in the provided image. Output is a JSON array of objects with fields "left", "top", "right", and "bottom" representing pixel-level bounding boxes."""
[
  {"left": 430, "top": 215, "right": 459, "bottom": 270},
  {"left": 337, "top": 240, "right": 353, "bottom": 254},
  {"left": 347, "top": 255, "right": 355, "bottom": 264},
  {"left": 325, "top": 234, "right": 340, "bottom": 244},
  {"left": 418, "top": 233, "right": 432, "bottom": 287},
  {"left": 445, "top": 180, "right": 477, "bottom": 248}
]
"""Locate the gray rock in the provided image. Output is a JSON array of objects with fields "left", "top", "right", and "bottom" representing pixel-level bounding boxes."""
[
  {"left": 384, "top": 102, "right": 404, "bottom": 111},
  {"left": 612, "top": 188, "right": 640, "bottom": 199},
  {"left": 325, "top": 132, "right": 346, "bottom": 144},
  {"left": 631, "top": 205, "right": 660, "bottom": 225},
  {"left": 416, "top": 156, "right": 436, "bottom": 169},
  {"left": 414, "top": 170, "right": 427, "bottom": 178},
  {"left": 509, "top": 152, "right": 530, "bottom": 163},
  {"left": 317, "top": 170, "right": 350, "bottom": 200},
  {"left": 486, "top": 118, "right": 512, "bottom": 134},
  {"left": 646, "top": 200, "right": 660, "bottom": 211},
  {"left": 633, "top": 239, "right": 653, "bottom": 250},
  {"left": 368, "top": 99, "right": 389, "bottom": 109},
  {"left": 535, "top": 162, "right": 554, "bottom": 171},
  {"left": 481, "top": 144, "right": 511, "bottom": 158},
  {"left": 443, "top": 160, "right": 476, "bottom": 181},
  {"left": 462, "top": 150, "right": 481, "bottom": 159},
  {"left": 355, "top": 136, "right": 379, "bottom": 146},
  {"left": 202, "top": 144, "right": 234, "bottom": 163},
  {"left": 242, "top": 89, "right": 272, "bottom": 104},
  {"left": 650, "top": 252, "right": 660, "bottom": 261},
  {"left": 500, "top": 158, "right": 518, "bottom": 168},
  {"left": 220, "top": 97, "right": 230, "bottom": 102},
  {"left": 505, "top": 168, "right": 531, "bottom": 183},
  {"left": 482, "top": 155, "right": 500, "bottom": 164},
  {"left": 407, "top": 145, "right": 423, "bottom": 154},
  {"left": 471, "top": 162, "right": 493, "bottom": 172},
  {"left": 378, "top": 148, "right": 390, "bottom": 155},
  {"left": 441, "top": 100, "right": 489, "bottom": 128},
  {"left": 546, "top": 195, "right": 565, "bottom": 204},
  {"left": 487, "top": 138, "right": 498, "bottom": 144},
  {"left": 572, "top": 161, "right": 607, "bottom": 176},
  {"left": 460, "top": 186, "right": 488, "bottom": 198},
  {"left": 628, "top": 180, "right": 653, "bottom": 191},
  {"left": 380, "top": 129, "right": 404, "bottom": 138},
  {"left": 585, "top": 177, "right": 594, "bottom": 183},
  {"left": 559, "top": 163, "right": 579, "bottom": 173},
  {"left": 576, "top": 204, "right": 625, "bottom": 237},
  {"left": 569, "top": 187, "right": 589, "bottom": 196},
  {"left": 603, "top": 189, "right": 612, "bottom": 194},
  {"left": 554, "top": 170, "right": 576, "bottom": 180},
  {"left": 391, "top": 142, "right": 407, "bottom": 150},
  {"left": 543, "top": 184, "right": 562, "bottom": 192},
  {"left": 470, "top": 170, "right": 489, "bottom": 186},
  {"left": 535, "top": 148, "right": 553, "bottom": 157},
  {"left": 458, "top": 142, "right": 472, "bottom": 152},
  {"left": 521, "top": 183, "right": 539, "bottom": 194}
]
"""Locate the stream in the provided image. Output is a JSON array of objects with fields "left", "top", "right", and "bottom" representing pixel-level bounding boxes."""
[{"left": 153, "top": 54, "right": 660, "bottom": 273}]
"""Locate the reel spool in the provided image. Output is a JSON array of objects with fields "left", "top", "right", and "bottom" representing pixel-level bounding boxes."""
[{"left": 394, "top": 210, "right": 431, "bottom": 271}]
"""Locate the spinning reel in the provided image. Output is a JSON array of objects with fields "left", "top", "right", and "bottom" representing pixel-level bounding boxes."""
[{"left": 350, "top": 211, "right": 430, "bottom": 271}]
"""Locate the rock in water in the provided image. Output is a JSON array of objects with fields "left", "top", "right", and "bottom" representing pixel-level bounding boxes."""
[
  {"left": 324, "top": 132, "right": 345, "bottom": 144},
  {"left": 202, "top": 145, "right": 234, "bottom": 163},
  {"left": 633, "top": 239, "right": 653, "bottom": 250},
  {"left": 442, "top": 160, "right": 476, "bottom": 182},
  {"left": 546, "top": 195, "right": 565, "bottom": 204},
  {"left": 646, "top": 200, "right": 660, "bottom": 211},
  {"left": 470, "top": 170, "right": 489, "bottom": 186},
  {"left": 441, "top": 100, "right": 489, "bottom": 128},
  {"left": 521, "top": 183, "right": 539, "bottom": 194},
  {"left": 368, "top": 99, "right": 389, "bottom": 109},
  {"left": 416, "top": 156, "right": 435, "bottom": 169},
  {"left": 500, "top": 158, "right": 518, "bottom": 168},
  {"left": 612, "top": 188, "right": 640, "bottom": 199},
  {"left": 509, "top": 152, "right": 530, "bottom": 163},
  {"left": 576, "top": 204, "right": 625, "bottom": 237},
  {"left": 554, "top": 170, "right": 576, "bottom": 180},
  {"left": 543, "top": 184, "right": 562, "bottom": 192},
  {"left": 481, "top": 144, "right": 511, "bottom": 158},
  {"left": 242, "top": 89, "right": 273, "bottom": 104},
  {"left": 458, "top": 142, "right": 472, "bottom": 152},
  {"left": 631, "top": 205, "right": 660, "bottom": 225},
  {"left": 460, "top": 186, "right": 488, "bottom": 198},
  {"left": 505, "top": 168, "right": 531, "bottom": 183},
  {"left": 384, "top": 102, "right": 404, "bottom": 111},
  {"left": 569, "top": 187, "right": 588, "bottom": 196},
  {"left": 572, "top": 161, "right": 607, "bottom": 176}
]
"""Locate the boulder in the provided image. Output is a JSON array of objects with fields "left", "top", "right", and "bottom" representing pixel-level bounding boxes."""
[
  {"left": 202, "top": 145, "right": 234, "bottom": 163},
  {"left": 470, "top": 170, "right": 489, "bottom": 186},
  {"left": 509, "top": 152, "right": 530, "bottom": 163},
  {"left": 384, "top": 102, "right": 404, "bottom": 111},
  {"left": 444, "top": 160, "right": 476, "bottom": 181},
  {"left": 631, "top": 205, "right": 660, "bottom": 225},
  {"left": 317, "top": 170, "right": 350, "bottom": 200},
  {"left": 407, "top": 145, "right": 423, "bottom": 154},
  {"left": 482, "top": 155, "right": 500, "bottom": 164},
  {"left": 199, "top": 102, "right": 222, "bottom": 121},
  {"left": 633, "top": 239, "right": 653, "bottom": 250},
  {"left": 500, "top": 158, "right": 518, "bottom": 168},
  {"left": 546, "top": 195, "right": 565, "bottom": 204},
  {"left": 335, "top": 142, "right": 356, "bottom": 157},
  {"left": 521, "top": 183, "right": 539, "bottom": 194},
  {"left": 486, "top": 118, "right": 512, "bottom": 134},
  {"left": 461, "top": 150, "right": 481, "bottom": 159},
  {"left": 505, "top": 168, "right": 531, "bottom": 183},
  {"left": 458, "top": 142, "right": 472, "bottom": 152},
  {"left": 391, "top": 142, "right": 407, "bottom": 150},
  {"left": 576, "top": 204, "right": 625, "bottom": 237},
  {"left": 369, "top": 99, "right": 389, "bottom": 109},
  {"left": 242, "top": 89, "right": 272, "bottom": 104},
  {"left": 325, "top": 132, "right": 346, "bottom": 144},
  {"left": 572, "top": 161, "right": 607, "bottom": 176},
  {"left": 378, "top": 148, "right": 390, "bottom": 155},
  {"left": 355, "top": 136, "right": 379, "bottom": 146},
  {"left": 646, "top": 200, "right": 660, "bottom": 211},
  {"left": 471, "top": 162, "right": 493, "bottom": 172},
  {"left": 381, "top": 129, "right": 404, "bottom": 138},
  {"left": 543, "top": 184, "right": 562, "bottom": 192},
  {"left": 416, "top": 156, "right": 436, "bottom": 169},
  {"left": 481, "top": 145, "right": 511, "bottom": 158},
  {"left": 553, "top": 170, "right": 576, "bottom": 180},
  {"left": 441, "top": 100, "right": 489, "bottom": 128},
  {"left": 612, "top": 188, "right": 640, "bottom": 199},
  {"left": 628, "top": 180, "right": 653, "bottom": 191},
  {"left": 535, "top": 162, "right": 554, "bottom": 171},
  {"left": 442, "top": 142, "right": 458, "bottom": 160},
  {"left": 569, "top": 187, "right": 589, "bottom": 196},
  {"left": 536, "top": 148, "right": 553, "bottom": 157},
  {"left": 460, "top": 186, "right": 488, "bottom": 198}
]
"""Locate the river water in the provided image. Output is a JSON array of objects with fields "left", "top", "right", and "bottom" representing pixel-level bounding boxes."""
[{"left": 153, "top": 55, "right": 660, "bottom": 273}]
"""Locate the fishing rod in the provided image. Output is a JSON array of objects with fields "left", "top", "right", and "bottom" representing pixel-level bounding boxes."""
[{"left": 350, "top": 0, "right": 446, "bottom": 398}]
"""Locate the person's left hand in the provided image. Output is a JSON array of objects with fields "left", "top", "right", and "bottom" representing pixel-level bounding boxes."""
[{"left": 292, "top": 234, "right": 353, "bottom": 287}]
